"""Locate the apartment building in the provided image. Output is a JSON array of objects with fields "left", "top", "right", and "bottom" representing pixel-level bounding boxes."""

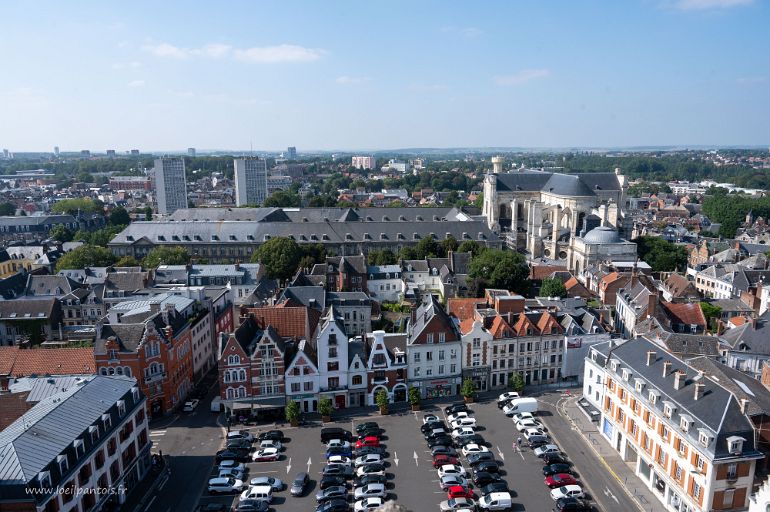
[
  {"left": 153, "top": 157, "right": 187, "bottom": 215},
  {"left": 586, "top": 338, "right": 762, "bottom": 512},
  {"left": 234, "top": 157, "right": 268, "bottom": 207}
]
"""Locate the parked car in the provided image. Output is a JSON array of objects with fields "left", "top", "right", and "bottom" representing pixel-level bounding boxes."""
[
  {"left": 316, "top": 498, "right": 350, "bottom": 512},
  {"left": 455, "top": 434, "right": 486, "bottom": 448},
  {"left": 354, "top": 454, "right": 382, "bottom": 467},
  {"left": 423, "top": 414, "right": 440, "bottom": 424},
  {"left": 447, "top": 485, "right": 475, "bottom": 499},
  {"left": 543, "top": 463, "right": 574, "bottom": 477},
  {"left": 319, "top": 476, "right": 347, "bottom": 490},
  {"left": 444, "top": 403, "right": 469, "bottom": 415},
  {"left": 326, "top": 446, "right": 353, "bottom": 458},
  {"left": 227, "top": 430, "right": 255, "bottom": 443},
  {"left": 327, "top": 455, "right": 352, "bottom": 467},
  {"left": 516, "top": 419, "right": 544, "bottom": 431},
  {"left": 327, "top": 439, "right": 351, "bottom": 450},
  {"left": 472, "top": 461, "right": 500, "bottom": 475},
  {"left": 354, "top": 474, "right": 387, "bottom": 487},
  {"left": 553, "top": 497, "right": 592, "bottom": 511},
  {"left": 433, "top": 454, "right": 460, "bottom": 468},
  {"left": 528, "top": 435, "right": 551, "bottom": 449},
  {"left": 447, "top": 412, "right": 471, "bottom": 422},
  {"left": 437, "top": 464, "right": 467, "bottom": 478},
  {"left": 425, "top": 428, "right": 449, "bottom": 440},
  {"left": 356, "top": 463, "right": 386, "bottom": 477},
  {"left": 234, "top": 499, "right": 268, "bottom": 512},
  {"left": 512, "top": 412, "right": 536, "bottom": 424},
  {"left": 183, "top": 399, "right": 200, "bottom": 412},
  {"left": 439, "top": 475, "right": 470, "bottom": 491},
  {"left": 523, "top": 427, "right": 548, "bottom": 441},
  {"left": 252, "top": 448, "right": 280, "bottom": 462},
  {"left": 543, "top": 454, "right": 570, "bottom": 467},
  {"left": 226, "top": 439, "right": 253, "bottom": 450},
  {"left": 219, "top": 467, "right": 247, "bottom": 480},
  {"left": 451, "top": 427, "right": 476, "bottom": 439},
  {"left": 545, "top": 474, "right": 578, "bottom": 489},
  {"left": 353, "top": 446, "right": 384, "bottom": 457},
  {"left": 216, "top": 449, "right": 249, "bottom": 463},
  {"left": 534, "top": 445, "right": 562, "bottom": 458},
  {"left": 550, "top": 485, "right": 585, "bottom": 501},
  {"left": 439, "top": 497, "right": 476, "bottom": 511},
  {"left": 472, "top": 472, "right": 503, "bottom": 487},
  {"left": 431, "top": 445, "right": 459, "bottom": 457},
  {"left": 497, "top": 392, "right": 520, "bottom": 407},
  {"left": 316, "top": 486, "right": 348, "bottom": 503},
  {"left": 461, "top": 444, "right": 490, "bottom": 457},
  {"left": 353, "top": 483, "right": 386, "bottom": 500},
  {"left": 357, "top": 427, "right": 381, "bottom": 439},
  {"left": 354, "top": 497, "right": 384, "bottom": 511},
  {"left": 355, "top": 422, "right": 379, "bottom": 433},
  {"left": 480, "top": 482, "right": 509, "bottom": 496},
  {"left": 421, "top": 421, "right": 447, "bottom": 433},
  {"left": 355, "top": 436, "right": 380, "bottom": 449},
  {"left": 290, "top": 472, "right": 309, "bottom": 496},
  {"left": 218, "top": 461, "right": 248, "bottom": 473},
  {"left": 249, "top": 476, "right": 284, "bottom": 491},
  {"left": 478, "top": 491, "right": 513, "bottom": 511},
  {"left": 208, "top": 477, "right": 244, "bottom": 494},
  {"left": 257, "top": 430, "right": 284, "bottom": 442},
  {"left": 428, "top": 436, "right": 454, "bottom": 448},
  {"left": 467, "top": 452, "right": 496, "bottom": 466},
  {"left": 322, "top": 465, "right": 353, "bottom": 478},
  {"left": 321, "top": 428, "right": 352, "bottom": 443}
]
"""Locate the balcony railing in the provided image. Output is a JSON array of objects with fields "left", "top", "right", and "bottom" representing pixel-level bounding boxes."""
[
  {"left": 143, "top": 372, "right": 167, "bottom": 385},
  {"left": 371, "top": 377, "right": 388, "bottom": 386},
  {"left": 320, "top": 385, "right": 348, "bottom": 392}
]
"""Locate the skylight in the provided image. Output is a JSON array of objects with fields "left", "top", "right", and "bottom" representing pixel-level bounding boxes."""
[{"left": 732, "top": 379, "right": 755, "bottom": 397}]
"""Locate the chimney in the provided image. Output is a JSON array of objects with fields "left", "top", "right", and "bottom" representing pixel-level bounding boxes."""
[
  {"left": 646, "top": 350, "right": 656, "bottom": 366},
  {"left": 694, "top": 383, "right": 705, "bottom": 400},
  {"left": 740, "top": 398, "right": 749, "bottom": 414},
  {"left": 663, "top": 360, "right": 672, "bottom": 377},
  {"left": 674, "top": 370, "right": 686, "bottom": 390},
  {"left": 647, "top": 290, "right": 657, "bottom": 317}
]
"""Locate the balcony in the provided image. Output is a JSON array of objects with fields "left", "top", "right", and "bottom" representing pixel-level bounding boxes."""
[
  {"left": 371, "top": 377, "right": 388, "bottom": 386},
  {"left": 143, "top": 372, "right": 167, "bottom": 385},
  {"left": 320, "top": 385, "right": 348, "bottom": 393}
]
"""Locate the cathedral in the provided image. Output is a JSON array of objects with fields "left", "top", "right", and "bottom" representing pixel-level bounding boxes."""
[{"left": 482, "top": 168, "right": 636, "bottom": 274}]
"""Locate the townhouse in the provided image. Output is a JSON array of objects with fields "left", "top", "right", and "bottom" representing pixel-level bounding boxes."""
[
  {"left": 285, "top": 339, "right": 319, "bottom": 413},
  {"left": 363, "top": 330, "right": 408, "bottom": 405},
  {"left": 315, "top": 307, "right": 350, "bottom": 409},
  {"left": 366, "top": 264, "right": 404, "bottom": 303},
  {"left": 586, "top": 338, "right": 762, "bottom": 512}
]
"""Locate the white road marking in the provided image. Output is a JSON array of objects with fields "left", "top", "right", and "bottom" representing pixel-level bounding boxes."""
[
  {"left": 413, "top": 450, "right": 419, "bottom": 466},
  {"left": 286, "top": 456, "right": 292, "bottom": 474},
  {"left": 307, "top": 457, "right": 312, "bottom": 473},
  {"left": 393, "top": 452, "right": 399, "bottom": 467},
  {"left": 143, "top": 496, "right": 156, "bottom": 512},
  {"left": 496, "top": 445, "right": 505, "bottom": 461},
  {"left": 149, "top": 430, "right": 166, "bottom": 436},
  {"left": 157, "top": 474, "right": 169, "bottom": 491},
  {"left": 604, "top": 487, "right": 619, "bottom": 503}
]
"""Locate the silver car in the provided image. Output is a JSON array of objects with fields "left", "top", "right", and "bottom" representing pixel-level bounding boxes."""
[
  {"left": 290, "top": 472, "right": 309, "bottom": 496},
  {"left": 249, "top": 476, "right": 284, "bottom": 491}
]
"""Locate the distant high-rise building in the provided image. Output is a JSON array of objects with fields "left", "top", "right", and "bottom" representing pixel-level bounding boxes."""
[
  {"left": 154, "top": 157, "right": 188, "bottom": 214},
  {"left": 2, "top": 149, "right": 9, "bottom": 159},
  {"left": 106, "top": 149, "right": 116, "bottom": 158},
  {"left": 80, "top": 150, "right": 91, "bottom": 158},
  {"left": 188, "top": 147, "right": 196, "bottom": 157},
  {"left": 351, "top": 156, "right": 375, "bottom": 170},
  {"left": 130, "top": 149, "right": 140, "bottom": 155},
  {"left": 234, "top": 157, "right": 268, "bottom": 206},
  {"left": 286, "top": 146, "right": 297, "bottom": 160},
  {"left": 53, "top": 146, "right": 60, "bottom": 157}
]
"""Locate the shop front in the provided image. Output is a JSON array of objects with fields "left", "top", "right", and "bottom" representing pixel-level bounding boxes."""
[
  {"left": 462, "top": 366, "right": 490, "bottom": 392},
  {"left": 420, "top": 377, "right": 461, "bottom": 399}
]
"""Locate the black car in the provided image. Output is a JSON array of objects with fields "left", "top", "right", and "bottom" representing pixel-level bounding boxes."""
[
  {"left": 316, "top": 498, "right": 350, "bottom": 512},
  {"left": 445, "top": 403, "right": 469, "bottom": 415},
  {"left": 322, "top": 465, "right": 354, "bottom": 478},
  {"left": 543, "top": 463, "right": 574, "bottom": 477},
  {"left": 455, "top": 435, "right": 485, "bottom": 447},
  {"left": 480, "top": 482, "right": 509, "bottom": 496},
  {"left": 472, "top": 471, "right": 503, "bottom": 487},
  {"left": 431, "top": 445, "right": 459, "bottom": 457},
  {"left": 319, "top": 476, "right": 347, "bottom": 490},
  {"left": 315, "top": 486, "right": 347, "bottom": 503},
  {"left": 554, "top": 497, "right": 592, "bottom": 512},
  {"left": 425, "top": 430, "right": 449, "bottom": 440},
  {"left": 226, "top": 439, "right": 253, "bottom": 450},
  {"left": 234, "top": 500, "right": 269, "bottom": 512},
  {"left": 427, "top": 436, "right": 453, "bottom": 448},
  {"left": 467, "top": 452, "right": 496, "bottom": 466},
  {"left": 354, "top": 474, "right": 387, "bottom": 487},
  {"left": 257, "top": 430, "right": 284, "bottom": 442},
  {"left": 355, "top": 422, "right": 380, "bottom": 433},
  {"left": 543, "top": 453, "right": 571, "bottom": 466},
  {"left": 528, "top": 435, "right": 550, "bottom": 449},
  {"left": 215, "top": 448, "right": 249, "bottom": 462},
  {"left": 354, "top": 446, "right": 385, "bottom": 457},
  {"left": 358, "top": 426, "right": 382, "bottom": 437},
  {"left": 472, "top": 461, "right": 500, "bottom": 475},
  {"left": 421, "top": 421, "right": 446, "bottom": 434}
]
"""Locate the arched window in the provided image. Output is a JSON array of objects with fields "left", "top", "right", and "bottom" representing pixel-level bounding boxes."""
[
  {"left": 237, "top": 387, "right": 246, "bottom": 398},
  {"left": 124, "top": 367, "right": 132, "bottom": 377},
  {"left": 108, "top": 367, "right": 115, "bottom": 375},
  {"left": 228, "top": 355, "right": 240, "bottom": 365},
  {"left": 116, "top": 367, "right": 123, "bottom": 375},
  {"left": 352, "top": 375, "right": 362, "bottom": 386},
  {"left": 224, "top": 372, "right": 231, "bottom": 383},
  {"left": 238, "top": 369, "right": 246, "bottom": 382},
  {"left": 226, "top": 388, "right": 235, "bottom": 399},
  {"left": 100, "top": 368, "right": 108, "bottom": 376}
]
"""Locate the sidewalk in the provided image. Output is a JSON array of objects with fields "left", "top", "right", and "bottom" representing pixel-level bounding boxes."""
[
  {"left": 561, "top": 395, "right": 665, "bottom": 512},
  {"left": 119, "top": 456, "right": 170, "bottom": 512}
]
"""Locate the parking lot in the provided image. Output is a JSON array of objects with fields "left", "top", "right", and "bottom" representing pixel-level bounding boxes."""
[{"left": 197, "top": 395, "right": 601, "bottom": 511}]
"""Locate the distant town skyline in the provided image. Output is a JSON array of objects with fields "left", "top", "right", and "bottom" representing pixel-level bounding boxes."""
[{"left": 1, "top": 0, "right": 768, "bottom": 151}]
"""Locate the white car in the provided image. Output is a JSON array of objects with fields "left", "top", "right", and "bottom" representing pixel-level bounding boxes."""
[
  {"left": 461, "top": 444, "right": 490, "bottom": 457},
  {"left": 447, "top": 411, "right": 470, "bottom": 422},
  {"left": 423, "top": 414, "right": 440, "bottom": 424},
  {"left": 498, "top": 392, "right": 520, "bottom": 402},
  {"left": 355, "top": 497, "right": 385, "bottom": 511},
  {"left": 451, "top": 427, "right": 475, "bottom": 439},
  {"left": 450, "top": 418, "right": 477, "bottom": 429},
  {"left": 219, "top": 467, "right": 247, "bottom": 480},
  {"left": 440, "top": 498, "right": 476, "bottom": 511},
  {"left": 183, "top": 399, "right": 200, "bottom": 412},
  {"left": 227, "top": 430, "right": 254, "bottom": 443},
  {"left": 354, "top": 454, "right": 382, "bottom": 467},
  {"left": 439, "top": 475, "right": 469, "bottom": 491},
  {"left": 327, "top": 439, "right": 351, "bottom": 450},
  {"left": 523, "top": 427, "right": 547, "bottom": 440},
  {"left": 327, "top": 455, "right": 353, "bottom": 467},
  {"left": 259, "top": 440, "right": 282, "bottom": 451},
  {"left": 437, "top": 464, "right": 467, "bottom": 478},
  {"left": 515, "top": 419, "right": 542, "bottom": 432},
  {"left": 252, "top": 447, "right": 280, "bottom": 462},
  {"left": 534, "top": 444, "right": 561, "bottom": 458},
  {"left": 208, "top": 476, "right": 244, "bottom": 494},
  {"left": 550, "top": 485, "right": 585, "bottom": 501},
  {"left": 512, "top": 412, "right": 535, "bottom": 424},
  {"left": 353, "top": 483, "right": 387, "bottom": 499}
]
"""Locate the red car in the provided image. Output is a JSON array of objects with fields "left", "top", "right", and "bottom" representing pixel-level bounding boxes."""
[
  {"left": 447, "top": 486, "right": 475, "bottom": 500},
  {"left": 545, "top": 473, "right": 578, "bottom": 489},
  {"left": 355, "top": 436, "right": 380, "bottom": 449},
  {"left": 433, "top": 455, "right": 460, "bottom": 468}
]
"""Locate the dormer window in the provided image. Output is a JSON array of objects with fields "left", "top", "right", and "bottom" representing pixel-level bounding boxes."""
[
  {"left": 698, "top": 430, "right": 712, "bottom": 447},
  {"left": 610, "top": 360, "right": 618, "bottom": 372},
  {"left": 57, "top": 455, "right": 68, "bottom": 475},
  {"left": 727, "top": 436, "right": 745, "bottom": 455},
  {"left": 663, "top": 401, "right": 676, "bottom": 418},
  {"left": 102, "top": 413, "right": 111, "bottom": 430},
  {"left": 38, "top": 471, "right": 51, "bottom": 489},
  {"left": 648, "top": 390, "right": 659, "bottom": 405},
  {"left": 132, "top": 386, "right": 140, "bottom": 402},
  {"left": 74, "top": 439, "right": 85, "bottom": 458},
  {"left": 211, "top": 235, "right": 219, "bottom": 241},
  {"left": 263, "top": 235, "right": 271, "bottom": 241},
  {"left": 622, "top": 369, "right": 631, "bottom": 381},
  {"left": 89, "top": 425, "right": 99, "bottom": 444},
  {"left": 634, "top": 379, "right": 646, "bottom": 393},
  {"left": 117, "top": 400, "right": 126, "bottom": 417},
  {"left": 680, "top": 415, "right": 692, "bottom": 432}
]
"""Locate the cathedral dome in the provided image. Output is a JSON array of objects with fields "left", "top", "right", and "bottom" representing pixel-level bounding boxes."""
[{"left": 582, "top": 226, "right": 621, "bottom": 244}]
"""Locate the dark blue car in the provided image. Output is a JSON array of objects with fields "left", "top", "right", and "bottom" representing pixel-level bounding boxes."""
[{"left": 325, "top": 447, "right": 353, "bottom": 459}]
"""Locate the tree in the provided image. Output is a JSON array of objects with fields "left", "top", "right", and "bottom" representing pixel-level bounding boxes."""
[
  {"left": 416, "top": 235, "right": 439, "bottom": 259},
  {"left": 285, "top": 400, "right": 301, "bottom": 423},
  {"left": 263, "top": 190, "right": 300, "bottom": 207},
  {"left": 56, "top": 245, "right": 117, "bottom": 272},
  {"left": 633, "top": 236, "right": 688, "bottom": 272},
  {"left": 144, "top": 206, "right": 153, "bottom": 221},
  {"left": 457, "top": 240, "right": 482, "bottom": 257},
  {"left": 468, "top": 249, "right": 530, "bottom": 295},
  {"left": 109, "top": 206, "right": 131, "bottom": 226},
  {"left": 115, "top": 256, "right": 141, "bottom": 267},
  {"left": 251, "top": 237, "right": 302, "bottom": 283},
  {"left": 540, "top": 277, "right": 567, "bottom": 298},
  {"left": 461, "top": 378, "right": 476, "bottom": 399},
  {"left": 387, "top": 200, "right": 406, "bottom": 208},
  {"left": 508, "top": 373, "right": 525, "bottom": 393},
  {"left": 700, "top": 301, "right": 722, "bottom": 332},
  {"left": 318, "top": 398, "right": 333, "bottom": 418},
  {"left": 142, "top": 246, "right": 190, "bottom": 268},
  {"left": 408, "top": 387, "right": 421, "bottom": 407},
  {"left": 398, "top": 246, "right": 419, "bottom": 260},
  {"left": 0, "top": 202, "right": 15, "bottom": 216},
  {"left": 49, "top": 225, "right": 74, "bottom": 242},
  {"left": 51, "top": 198, "right": 103, "bottom": 215},
  {"left": 368, "top": 249, "right": 398, "bottom": 266},
  {"left": 375, "top": 389, "right": 389, "bottom": 411},
  {"left": 473, "top": 193, "right": 484, "bottom": 209},
  {"left": 441, "top": 235, "right": 458, "bottom": 256}
]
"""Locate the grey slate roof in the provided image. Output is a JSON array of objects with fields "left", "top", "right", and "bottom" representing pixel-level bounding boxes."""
[
  {"left": 24, "top": 275, "right": 79, "bottom": 297},
  {"left": 687, "top": 357, "right": 770, "bottom": 417},
  {"left": 495, "top": 171, "right": 621, "bottom": 195},
  {"left": 543, "top": 173, "right": 596, "bottom": 197},
  {"left": 720, "top": 311, "right": 770, "bottom": 355}
]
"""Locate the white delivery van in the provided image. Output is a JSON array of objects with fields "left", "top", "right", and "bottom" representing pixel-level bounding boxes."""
[
  {"left": 502, "top": 397, "right": 538, "bottom": 416},
  {"left": 211, "top": 396, "right": 222, "bottom": 413},
  {"left": 478, "top": 492, "right": 513, "bottom": 510}
]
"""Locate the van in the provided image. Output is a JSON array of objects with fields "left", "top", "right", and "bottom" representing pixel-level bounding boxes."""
[
  {"left": 240, "top": 484, "right": 273, "bottom": 503},
  {"left": 478, "top": 491, "right": 512, "bottom": 510},
  {"left": 321, "top": 427, "right": 352, "bottom": 443},
  {"left": 503, "top": 397, "right": 538, "bottom": 415},
  {"left": 211, "top": 396, "right": 222, "bottom": 413}
]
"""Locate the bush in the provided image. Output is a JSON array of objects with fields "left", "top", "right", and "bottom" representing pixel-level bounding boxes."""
[
  {"left": 461, "top": 379, "right": 476, "bottom": 399},
  {"left": 285, "top": 400, "right": 301, "bottom": 423},
  {"left": 375, "top": 389, "right": 389, "bottom": 409},
  {"left": 508, "top": 373, "right": 525, "bottom": 393},
  {"left": 408, "top": 387, "right": 421, "bottom": 406},
  {"left": 319, "top": 398, "right": 333, "bottom": 417}
]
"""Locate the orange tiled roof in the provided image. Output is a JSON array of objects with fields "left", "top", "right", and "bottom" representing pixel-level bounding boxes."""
[
  {"left": 0, "top": 346, "right": 19, "bottom": 375},
  {"left": 1, "top": 347, "right": 96, "bottom": 377},
  {"left": 513, "top": 313, "right": 537, "bottom": 336},
  {"left": 661, "top": 302, "right": 707, "bottom": 327},
  {"left": 488, "top": 315, "right": 513, "bottom": 339},
  {"left": 599, "top": 272, "right": 621, "bottom": 290},
  {"left": 729, "top": 316, "right": 748, "bottom": 327},
  {"left": 459, "top": 318, "right": 476, "bottom": 335},
  {"left": 530, "top": 265, "right": 568, "bottom": 280},
  {"left": 447, "top": 298, "right": 487, "bottom": 323}
]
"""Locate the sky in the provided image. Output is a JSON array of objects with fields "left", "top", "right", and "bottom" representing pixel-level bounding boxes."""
[{"left": 1, "top": 0, "right": 768, "bottom": 152}]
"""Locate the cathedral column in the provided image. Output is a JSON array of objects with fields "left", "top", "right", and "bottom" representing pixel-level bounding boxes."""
[{"left": 552, "top": 206, "right": 561, "bottom": 256}]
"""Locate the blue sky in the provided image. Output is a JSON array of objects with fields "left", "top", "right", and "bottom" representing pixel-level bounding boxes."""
[{"left": 1, "top": 0, "right": 768, "bottom": 152}]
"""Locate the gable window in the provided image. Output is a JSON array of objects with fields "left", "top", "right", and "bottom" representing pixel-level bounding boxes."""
[
  {"left": 648, "top": 390, "right": 658, "bottom": 405},
  {"left": 38, "top": 471, "right": 51, "bottom": 489},
  {"left": 117, "top": 400, "right": 126, "bottom": 417},
  {"left": 74, "top": 439, "right": 85, "bottom": 458},
  {"left": 699, "top": 431, "right": 711, "bottom": 447},
  {"left": 680, "top": 416, "right": 692, "bottom": 432},
  {"left": 90, "top": 425, "right": 99, "bottom": 445},
  {"left": 228, "top": 355, "right": 240, "bottom": 365},
  {"left": 426, "top": 333, "right": 434, "bottom": 344},
  {"left": 438, "top": 332, "right": 446, "bottom": 343},
  {"left": 352, "top": 375, "right": 362, "bottom": 386},
  {"left": 58, "top": 455, "right": 68, "bottom": 475},
  {"left": 102, "top": 413, "right": 112, "bottom": 431}
]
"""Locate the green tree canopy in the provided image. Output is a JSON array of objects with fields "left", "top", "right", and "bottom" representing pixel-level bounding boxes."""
[
  {"left": 508, "top": 373, "right": 525, "bottom": 392},
  {"left": 49, "top": 225, "right": 74, "bottom": 242},
  {"left": 633, "top": 236, "right": 688, "bottom": 272},
  {"left": 540, "top": 277, "right": 567, "bottom": 298},
  {"left": 109, "top": 206, "right": 131, "bottom": 226},
  {"left": 250, "top": 237, "right": 302, "bottom": 282},
  {"left": 51, "top": 198, "right": 103, "bottom": 215},
  {"left": 457, "top": 240, "right": 482, "bottom": 257},
  {"left": 73, "top": 224, "right": 127, "bottom": 247},
  {"left": 56, "top": 245, "right": 117, "bottom": 272},
  {"left": 142, "top": 246, "right": 191, "bottom": 268},
  {"left": 441, "top": 235, "right": 458, "bottom": 255},
  {"left": 115, "top": 255, "right": 141, "bottom": 267},
  {"left": 416, "top": 235, "right": 440, "bottom": 259},
  {"left": 263, "top": 190, "right": 301, "bottom": 207},
  {"left": 0, "top": 202, "right": 15, "bottom": 216},
  {"left": 468, "top": 249, "right": 530, "bottom": 295},
  {"left": 368, "top": 249, "right": 398, "bottom": 266}
]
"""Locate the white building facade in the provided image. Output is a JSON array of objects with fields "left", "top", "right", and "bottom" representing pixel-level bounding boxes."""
[
  {"left": 234, "top": 157, "right": 268, "bottom": 206},
  {"left": 154, "top": 157, "right": 187, "bottom": 215}
]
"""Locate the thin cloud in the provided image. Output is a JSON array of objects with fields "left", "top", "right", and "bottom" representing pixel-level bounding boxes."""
[
  {"left": 143, "top": 42, "right": 325, "bottom": 63},
  {"left": 672, "top": 0, "right": 753, "bottom": 9},
  {"left": 494, "top": 69, "right": 550, "bottom": 86},
  {"left": 736, "top": 76, "right": 767, "bottom": 85},
  {"left": 336, "top": 75, "right": 371, "bottom": 85},
  {"left": 127, "top": 80, "right": 145, "bottom": 88}
]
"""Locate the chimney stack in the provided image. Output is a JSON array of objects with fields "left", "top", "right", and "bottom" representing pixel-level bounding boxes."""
[
  {"left": 740, "top": 398, "right": 749, "bottom": 414},
  {"left": 646, "top": 350, "right": 656, "bottom": 366},
  {"left": 674, "top": 371, "right": 686, "bottom": 390},
  {"left": 663, "top": 360, "right": 672, "bottom": 377},
  {"left": 694, "top": 383, "right": 705, "bottom": 400},
  {"left": 647, "top": 290, "right": 658, "bottom": 318}
]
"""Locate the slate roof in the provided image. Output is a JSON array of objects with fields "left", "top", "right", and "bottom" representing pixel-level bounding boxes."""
[
  {"left": 543, "top": 173, "right": 596, "bottom": 197},
  {"left": 24, "top": 275, "right": 79, "bottom": 297},
  {"left": 0, "top": 272, "right": 28, "bottom": 300},
  {"left": 720, "top": 311, "right": 770, "bottom": 355},
  {"left": 688, "top": 357, "right": 770, "bottom": 417},
  {"left": 608, "top": 337, "right": 759, "bottom": 459},
  {"left": 0, "top": 298, "right": 57, "bottom": 320},
  {"left": 0, "top": 375, "right": 138, "bottom": 483},
  {"left": 662, "top": 273, "right": 699, "bottom": 299},
  {"left": 495, "top": 171, "right": 621, "bottom": 195},
  {"left": 408, "top": 294, "right": 459, "bottom": 344},
  {"left": 282, "top": 286, "right": 326, "bottom": 311}
]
